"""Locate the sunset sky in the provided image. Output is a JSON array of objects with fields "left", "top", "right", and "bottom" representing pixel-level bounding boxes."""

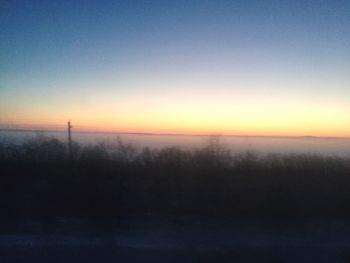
[{"left": 1, "top": 0, "right": 350, "bottom": 136}]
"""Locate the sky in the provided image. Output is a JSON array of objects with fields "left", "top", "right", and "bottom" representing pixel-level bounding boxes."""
[{"left": 1, "top": 0, "right": 350, "bottom": 136}]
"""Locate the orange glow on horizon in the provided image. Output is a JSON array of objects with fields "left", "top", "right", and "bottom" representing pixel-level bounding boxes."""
[{"left": 1, "top": 93, "right": 349, "bottom": 137}]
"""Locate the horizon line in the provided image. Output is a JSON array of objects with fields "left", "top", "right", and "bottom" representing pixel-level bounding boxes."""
[{"left": 1, "top": 128, "right": 349, "bottom": 140}]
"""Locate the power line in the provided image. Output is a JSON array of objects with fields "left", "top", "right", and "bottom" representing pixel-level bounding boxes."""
[{"left": 68, "top": 120, "right": 73, "bottom": 159}]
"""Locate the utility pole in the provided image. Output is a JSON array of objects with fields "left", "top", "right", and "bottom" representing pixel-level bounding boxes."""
[{"left": 68, "top": 120, "right": 73, "bottom": 159}]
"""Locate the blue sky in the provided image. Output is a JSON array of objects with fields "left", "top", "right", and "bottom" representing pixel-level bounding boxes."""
[{"left": 1, "top": 0, "right": 350, "bottom": 135}]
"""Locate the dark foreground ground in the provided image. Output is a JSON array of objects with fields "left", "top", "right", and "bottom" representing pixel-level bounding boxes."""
[
  {"left": 2, "top": 218, "right": 350, "bottom": 262},
  {"left": 2, "top": 137, "right": 350, "bottom": 261},
  {"left": 3, "top": 247, "right": 350, "bottom": 263}
]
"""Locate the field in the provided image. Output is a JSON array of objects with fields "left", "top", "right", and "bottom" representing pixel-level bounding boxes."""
[{"left": 1, "top": 135, "right": 350, "bottom": 262}]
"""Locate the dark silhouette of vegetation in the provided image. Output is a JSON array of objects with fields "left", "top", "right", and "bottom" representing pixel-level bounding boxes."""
[{"left": 1, "top": 134, "right": 350, "bottom": 221}]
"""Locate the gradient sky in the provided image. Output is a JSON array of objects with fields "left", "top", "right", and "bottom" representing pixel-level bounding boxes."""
[{"left": 1, "top": 0, "right": 350, "bottom": 136}]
